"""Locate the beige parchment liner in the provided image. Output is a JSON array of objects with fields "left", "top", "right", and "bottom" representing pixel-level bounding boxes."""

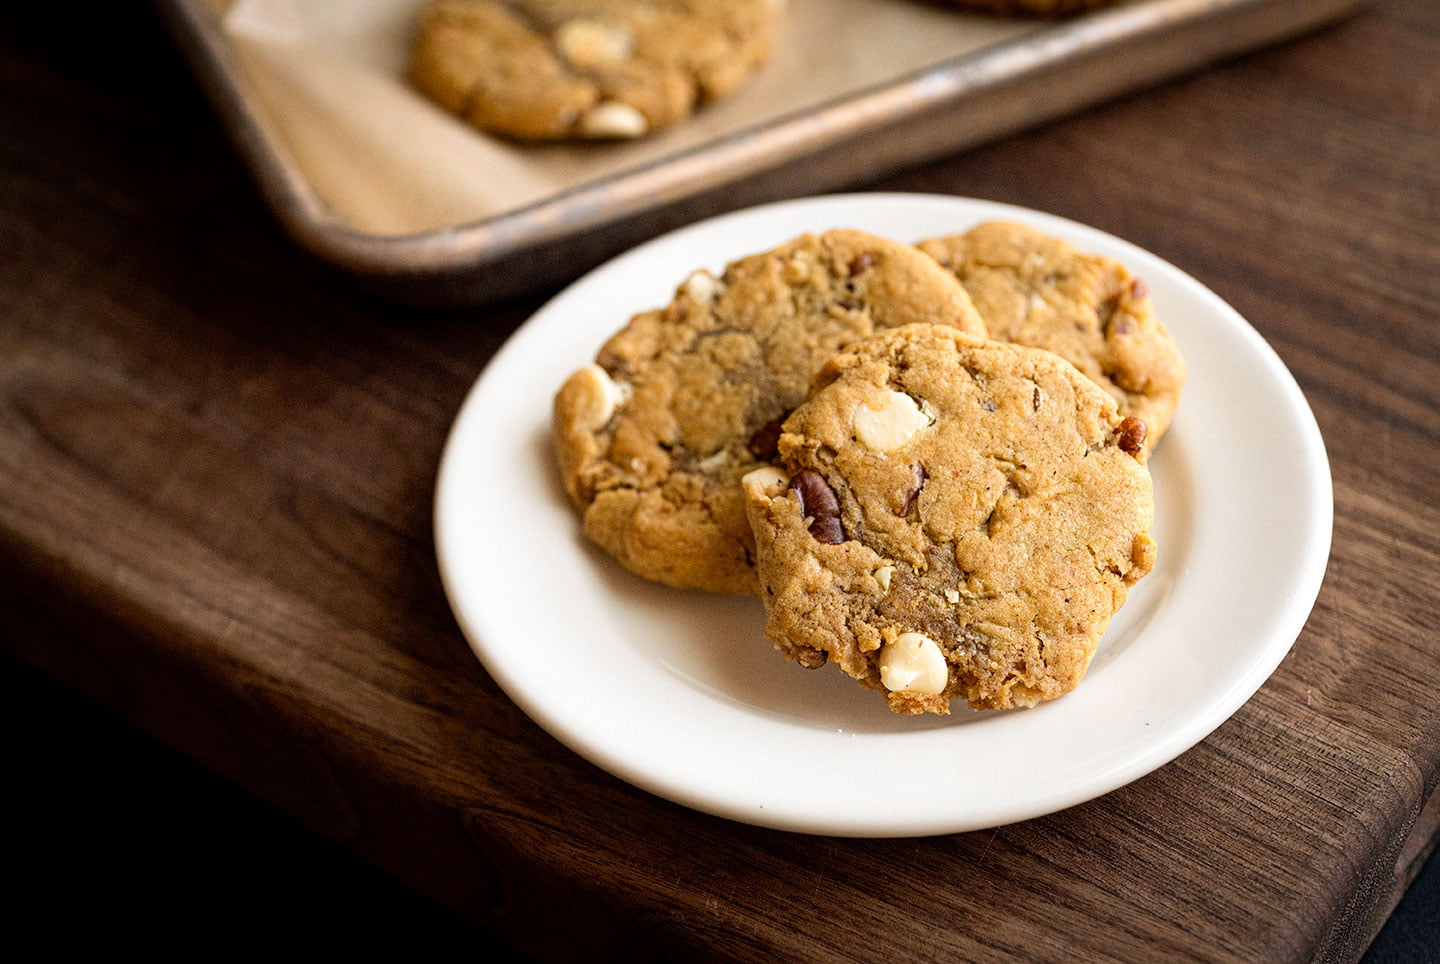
[{"left": 214, "top": 0, "right": 1039, "bottom": 236}]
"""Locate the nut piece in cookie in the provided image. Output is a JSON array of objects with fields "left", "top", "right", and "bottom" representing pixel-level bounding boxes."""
[
  {"left": 746, "top": 323, "right": 1156, "bottom": 714},
  {"left": 410, "top": 0, "right": 778, "bottom": 141},
  {"left": 553, "top": 230, "right": 987, "bottom": 595},
  {"left": 919, "top": 221, "right": 1185, "bottom": 448}
]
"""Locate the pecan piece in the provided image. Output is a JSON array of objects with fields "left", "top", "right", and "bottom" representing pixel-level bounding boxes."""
[
  {"left": 794, "top": 646, "right": 829, "bottom": 669},
  {"left": 848, "top": 251, "right": 876, "bottom": 276},
  {"left": 899, "top": 464, "right": 927, "bottom": 517},
  {"left": 808, "top": 515, "right": 845, "bottom": 545},
  {"left": 789, "top": 469, "right": 846, "bottom": 544},
  {"left": 1116, "top": 416, "right": 1147, "bottom": 455}
]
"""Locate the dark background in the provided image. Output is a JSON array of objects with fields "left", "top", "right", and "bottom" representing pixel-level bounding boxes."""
[
  {"left": 3, "top": 648, "right": 519, "bottom": 956},
  {"left": 5, "top": 644, "right": 1436, "bottom": 957}
]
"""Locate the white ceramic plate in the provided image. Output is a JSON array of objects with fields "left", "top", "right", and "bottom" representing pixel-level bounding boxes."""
[{"left": 434, "top": 194, "right": 1332, "bottom": 837}]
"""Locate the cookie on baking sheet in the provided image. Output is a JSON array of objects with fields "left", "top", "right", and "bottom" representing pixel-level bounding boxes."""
[
  {"left": 410, "top": 0, "right": 776, "bottom": 141},
  {"left": 553, "top": 231, "right": 987, "bottom": 595},
  {"left": 744, "top": 323, "right": 1155, "bottom": 714},
  {"left": 943, "top": 0, "right": 1128, "bottom": 16},
  {"left": 919, "top": 221, "right": 1185, "bottom": 447}
]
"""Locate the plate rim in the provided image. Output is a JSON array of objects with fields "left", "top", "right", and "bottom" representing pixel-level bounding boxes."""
[{"left": 434, "top": 192, "right": 1334, "bottom": 836}]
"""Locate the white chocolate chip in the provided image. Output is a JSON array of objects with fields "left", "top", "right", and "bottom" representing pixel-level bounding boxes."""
[
  {"left": 555, "top": 18, "right": 633, "bottom": 69},
  {"left": 577, "top": 101, "right": 648, "bottom": 139},
  {"left": 879, "top": 632, "right": 948, "bottom": 696},
  {"left": 696, "top": 449, "right": 730, "bottom": 472},
  {"left": 944, "top": 588, "right": 960, "bottom": 604},
  {"left": 874, "top": 564, "right": 895, "bottom": 593},
  {"left": 782, "top": 252, "right": 814, "bottom": 284},
  {"left": 1009, "top": 686, "right": 1043, "bottom": 708},
  {"left": 682, "top": 270, "right": 725, "bottom": 304},
  {"left": 853, "top": 390, "right": 933, "bottom": 451},
  {"left": 570, "top": 364, "right": 629, "bottom": 431},
  {"left": 742, "top": 466, "right": 789, "bottom": 495}
]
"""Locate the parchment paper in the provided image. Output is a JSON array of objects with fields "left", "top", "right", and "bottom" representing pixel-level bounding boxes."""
[{"left": 214, "top": 0, "right": 1038, "bottom": 236}]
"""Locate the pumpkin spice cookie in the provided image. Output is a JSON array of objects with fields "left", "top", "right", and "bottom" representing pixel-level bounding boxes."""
[
  {"left": 745, "top": 324, "right": 1155, "bottom": 714},
  {"left": 553, "top": 231, "right": 987, "bottom": 594},
  {"left": 919, "top": 221, "right": 1185, "bottom": 447},
  {"left": 410, "top": 0, "right": 777, "bottom": 141}
]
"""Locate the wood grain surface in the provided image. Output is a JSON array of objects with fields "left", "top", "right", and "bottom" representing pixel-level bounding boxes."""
[{"left": 2, "top": 2, "right": 1437, "bottom": 961}]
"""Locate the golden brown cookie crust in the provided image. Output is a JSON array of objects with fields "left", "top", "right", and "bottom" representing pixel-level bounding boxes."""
[
  {"left": 919, "top": 221, "right": 1185, "bottom": 446},
  {"left": 410, "top": 0, "right": 776, "bottom": 141},
  {"left": 746, "top": 323, "right": 1155, "bottom": 713},
  {"left": 554, "top": 231, "right": 988, "bottom": 595}
]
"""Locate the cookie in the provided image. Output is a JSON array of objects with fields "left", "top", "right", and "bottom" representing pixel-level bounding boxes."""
[
  {"left": 919, "top": 221, "right": 1185, "bottom": 446},
  {"left": 943, "top": 0, "right": 1128, "bottom": 16},
  {"left": 744, "top": 323, "right": 1155, "bottom": 714},
  {"left": 410, "top": 0, "right": 776, "bottom": 141},
  {"left": 554, "top": 231, "right": 987, "bottom": 594}
]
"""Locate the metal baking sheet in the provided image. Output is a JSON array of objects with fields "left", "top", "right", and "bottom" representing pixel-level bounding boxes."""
[{"left": 157, "top": 0, "right": 1368, "bottom": 306}]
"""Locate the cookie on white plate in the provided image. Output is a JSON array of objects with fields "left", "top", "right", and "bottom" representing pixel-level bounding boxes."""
[
  {"left": 746, "top": 323, "right": 1155, "bottom": 713},
  {"left": 554, "top": 231, "right": 987, "bottom": 594}
]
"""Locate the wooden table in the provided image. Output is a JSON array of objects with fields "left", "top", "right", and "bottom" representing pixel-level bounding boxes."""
[{"left": 3, "top": 1, "right": 1437, "bottom": 960}]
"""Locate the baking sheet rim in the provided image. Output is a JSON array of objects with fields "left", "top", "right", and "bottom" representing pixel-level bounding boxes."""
[{"left": 158, "top": 0, "right": 1362, "bottom": 279}]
